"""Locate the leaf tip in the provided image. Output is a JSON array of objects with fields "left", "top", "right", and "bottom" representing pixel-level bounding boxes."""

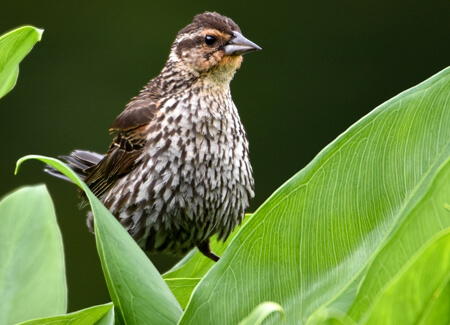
[
  {"left": 36, "top": 28, "right": 44, "bottom": 41},
  {"left": 14, "top": 155, "right": 39, "bottom": 175},
  {"left": 238, "top": 302, "right": 286, "bottom": 325},
  {"left": 14, "top": 158, "right": 23, "bottom": 175}
]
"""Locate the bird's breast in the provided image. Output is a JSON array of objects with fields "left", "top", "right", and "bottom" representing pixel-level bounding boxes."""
[
  {"left": 104, "top": 92, "right": 254, "bottom": 247},
  {"left": 139, "top": 93, "right": 253, "bottom": 199}
]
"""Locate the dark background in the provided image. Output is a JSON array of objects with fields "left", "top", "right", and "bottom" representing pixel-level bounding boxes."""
[{"left": 1, "top": 0, "right": 448, "bottom": 312}]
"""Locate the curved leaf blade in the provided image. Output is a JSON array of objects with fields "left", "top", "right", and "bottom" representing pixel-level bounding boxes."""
[
  {"left": 238, "top": 302, "right": 285, "bottom": 325},
  {"left": 16, "top": 303, "right": 114, "bottom": 325},
  {"left": 0, "top": 186, "right": 67, "bottom": 324},
  {"left": 180, "top": 67, "right": 450, "bottom": 324},
  {"left": 16, "top": 156, "right": 182, "bottom": 324},
  {"left": 0, "top": 26, "right": 43, "bottom": 99}
]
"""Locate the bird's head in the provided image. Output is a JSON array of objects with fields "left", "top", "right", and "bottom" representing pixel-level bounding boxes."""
[{"left": 167, "top": 12, "right": 261, "bottom": 83}]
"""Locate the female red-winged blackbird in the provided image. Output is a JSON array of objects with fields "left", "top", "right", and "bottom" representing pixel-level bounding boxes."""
[{"left": 47, "top": 12, "right": 260, "bottom": 261}]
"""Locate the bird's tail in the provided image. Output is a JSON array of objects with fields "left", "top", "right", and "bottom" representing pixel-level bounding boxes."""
[{"left": 44, "top": 150, "right": 104, "bottom": 183}]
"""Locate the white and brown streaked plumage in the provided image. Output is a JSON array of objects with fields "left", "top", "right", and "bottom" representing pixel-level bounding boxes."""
[{"left": 46, "top": 12, "right": 261, "bottom": 261}]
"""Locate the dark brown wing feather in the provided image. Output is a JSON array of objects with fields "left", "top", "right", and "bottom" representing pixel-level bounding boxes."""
[
  {"left": 110, "top": 99, "right": 158, "bottom": 131},
  {"left": 84, "top": 98, "right": 159, "bottom": 199}
]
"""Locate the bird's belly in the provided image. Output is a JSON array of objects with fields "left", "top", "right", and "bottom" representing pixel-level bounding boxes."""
[{"left": 106, "top": 131, "right": 253, "bottom": 254}]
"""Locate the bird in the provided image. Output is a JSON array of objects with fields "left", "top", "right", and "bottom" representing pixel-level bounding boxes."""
[{"left": 46, "top": 11, "right": 261, "bottom": 262}]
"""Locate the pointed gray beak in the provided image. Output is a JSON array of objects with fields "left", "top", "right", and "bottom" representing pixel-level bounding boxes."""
[{"left": 224, "top": 31, "right": 262, "bottom": 55}]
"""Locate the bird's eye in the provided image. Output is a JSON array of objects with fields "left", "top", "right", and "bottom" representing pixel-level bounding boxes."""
[{"left": 204, "top": 35, "right": 217, "bottom": 46}]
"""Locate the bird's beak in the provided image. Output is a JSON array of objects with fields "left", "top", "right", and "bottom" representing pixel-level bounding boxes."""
[{"left": 224, "top": 31, "right": 262, "bottom": 55}]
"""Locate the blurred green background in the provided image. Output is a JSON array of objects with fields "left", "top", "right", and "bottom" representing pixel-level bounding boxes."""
[{"left": 1, "top": 0, "right": 449, "bottom": 312}]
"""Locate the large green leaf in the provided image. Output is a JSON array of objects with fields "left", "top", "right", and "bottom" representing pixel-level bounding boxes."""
[
  {"left": 0, "top": 26, "right": 43, "bottom": 99},
  {"left": 17, "top": 303, "right": 114, "bottom": 325},
  {"left": 16, "top": 157, "right": 182, "bottom": 324},
  {"left": 0, "top": 186, "right": 67, "bottom": 324},
  {"left": 179, "top": 67, "right": 450, "bottom": 324}
]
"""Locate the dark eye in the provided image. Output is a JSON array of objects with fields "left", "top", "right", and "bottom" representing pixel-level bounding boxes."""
[{"left": 204, "top": 35, "right": 217, "bottom": 46}]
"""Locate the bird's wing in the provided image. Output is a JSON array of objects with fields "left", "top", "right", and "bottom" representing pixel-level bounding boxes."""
[
  {"left": 84, "top": 98, "right": 159, "bottom": 199},
  {"left": 110, "top": 99, "right": 159, "bottom": 131}
]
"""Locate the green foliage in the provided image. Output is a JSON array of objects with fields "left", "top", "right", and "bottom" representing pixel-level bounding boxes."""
[
  {"left": 0, "top": 26, "right": 42, "bottom": 99},
  {"left": 0, "top": 186, "right": 67, "bottom": 325},
  {"left": 164, "top": 279, "right": 201, "bottom": 310},
  {"left": 1, "top": 24, "right": 450, "bottom": 325},
  {"left": 16, "top": 303, "right": 114, "bottom": 325}
]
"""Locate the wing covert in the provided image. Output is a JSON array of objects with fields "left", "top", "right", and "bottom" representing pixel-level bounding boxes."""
[{"left": 84, "top": 98, "right": 159, "bottom": 199}]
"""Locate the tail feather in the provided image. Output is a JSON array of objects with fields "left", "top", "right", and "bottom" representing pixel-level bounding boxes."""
[{"left": 44, "top": 150, "right": 104, "bottom": 183}]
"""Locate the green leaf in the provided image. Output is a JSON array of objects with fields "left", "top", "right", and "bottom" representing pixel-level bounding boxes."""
[
  {"left": 0, "top": 26, "right": 43, "bottom": 99},
  {"left": 163, "top": 214, "right": 253, "bottom": 279},
  {"left": 417, "top": 282, "right": 450, "bottom": 325},
  {"left": 162, "top": 214, "right": 252, "bottom": 309},
  {"left": 361, "top": 230, "right": 450, "bottom": 325},
  {"left": 238, "top": 302, "right": 285, "bottom": 325},
  {"left": 165, "top": 278, "right": 201, "bottom": 310},
  {"left": 351, "top": 163, "right": 450, "bottom": 325},
  {"left": 16, "top": 157, "right": 183, "bottom": 324},
  {"left": 0, "top": 186, "right": 67, "bottom": 324},
  {"left": 16, "top": 303, "right": 114, "bottom": 325},
  {"left": 179, "top": 67, "right": 450, "bottom": 324}
]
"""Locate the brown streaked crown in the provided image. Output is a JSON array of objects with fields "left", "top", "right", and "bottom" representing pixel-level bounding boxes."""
[{"left": 177, "top": 12, "right": 241, "bottom": 36}]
